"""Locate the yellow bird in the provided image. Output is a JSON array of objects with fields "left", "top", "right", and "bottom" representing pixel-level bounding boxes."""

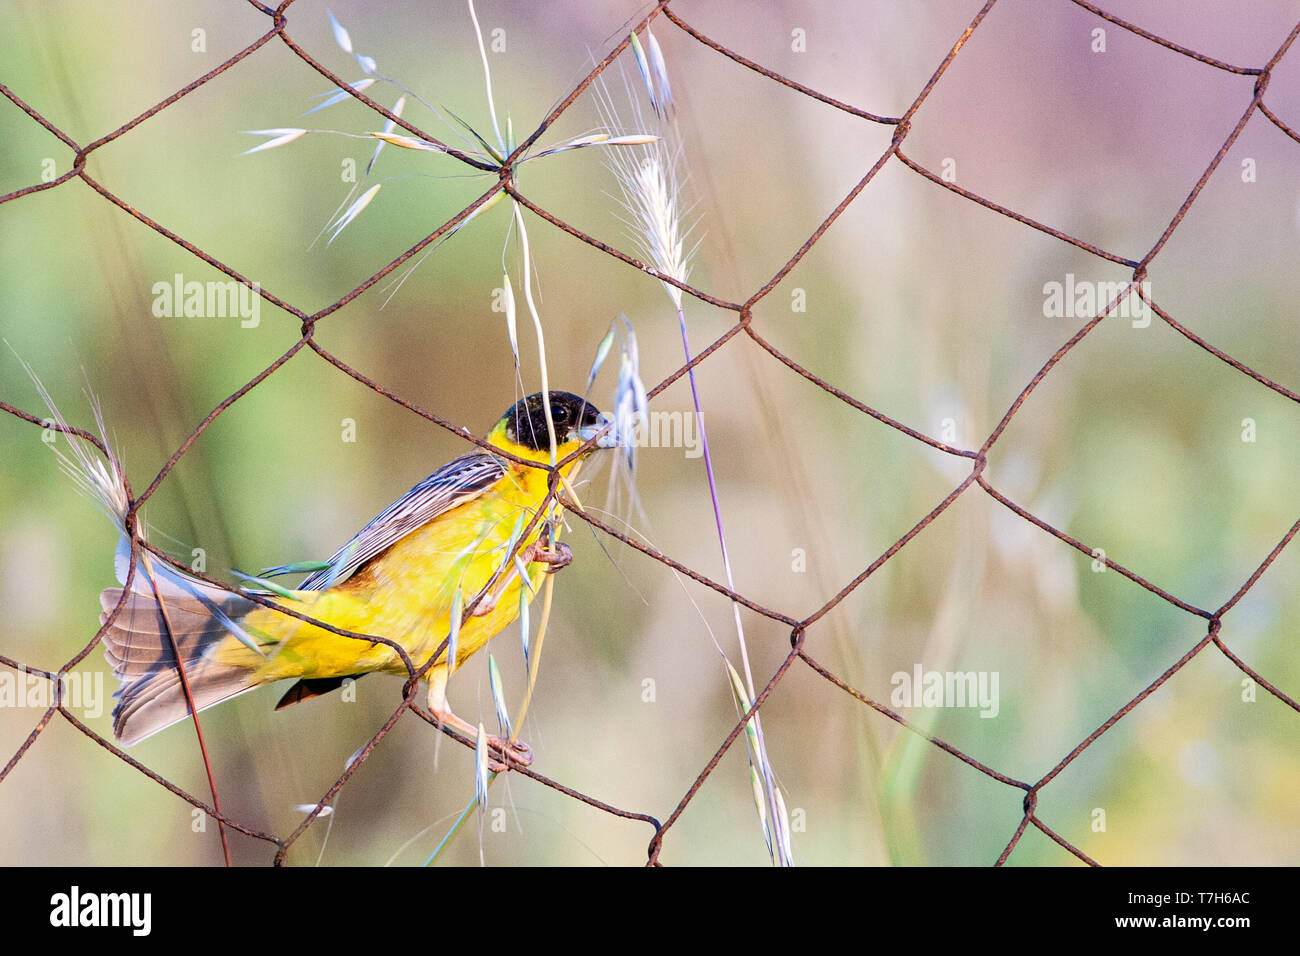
[{"left": 101, "top": 391, "right": 612, "bottom": 769}]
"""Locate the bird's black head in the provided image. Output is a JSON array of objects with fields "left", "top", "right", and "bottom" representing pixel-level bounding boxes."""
[{"left": 501, "top": 391, "right": 607, "bottom": 453}]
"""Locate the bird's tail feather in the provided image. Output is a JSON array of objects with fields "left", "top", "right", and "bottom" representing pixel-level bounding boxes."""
[
  {"left": 101, "top": 572, "right": 260, "bottom": 747},
  {"left": 12, "top": 354, "right": 265, "bottom": 747}
]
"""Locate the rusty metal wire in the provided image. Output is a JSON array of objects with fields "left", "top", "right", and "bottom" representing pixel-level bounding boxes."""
[{"left": 2, "top": 0, "right": 1298, "bottom": 866}]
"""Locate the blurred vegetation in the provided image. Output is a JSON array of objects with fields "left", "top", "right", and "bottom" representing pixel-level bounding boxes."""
[{"left": 1, "top": 0, "right": 1298, "bottom": 865}]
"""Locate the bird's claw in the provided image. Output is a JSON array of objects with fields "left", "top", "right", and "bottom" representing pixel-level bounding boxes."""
[
  {"left": 520, "top": 537, "right": 572, "bottom": 574},
  {"left": 539, "top": 541, "right": 572, "bottom": 574},
  {"left": 485, "top": 735, "right": 532, "bottom": 772},
  {"left": 468, "top": 540, "right": 572, "bottom": 619}
]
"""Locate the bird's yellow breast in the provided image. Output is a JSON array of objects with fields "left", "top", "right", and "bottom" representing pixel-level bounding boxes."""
[{"left": 215, "top": 452, "right": 572, "bottom": 684}]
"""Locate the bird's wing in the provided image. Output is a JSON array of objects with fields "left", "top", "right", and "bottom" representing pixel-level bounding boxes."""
[{"left": 297, "top": 451, "right": 508, "bottom": 591}]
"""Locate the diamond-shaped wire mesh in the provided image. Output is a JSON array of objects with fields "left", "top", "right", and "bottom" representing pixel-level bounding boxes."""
[{"left": 1, "top": 0, "right": 1297, "bottom": 865}]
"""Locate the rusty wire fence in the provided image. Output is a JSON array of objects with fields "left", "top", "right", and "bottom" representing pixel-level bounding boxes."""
[{"left": 2, "top": 0, "right": 1299, "bottom": 866}]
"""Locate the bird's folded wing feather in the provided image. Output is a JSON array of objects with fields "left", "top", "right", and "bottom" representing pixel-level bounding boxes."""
[{"left": 298, "top": 451, "right": 508, "bottom": 590}]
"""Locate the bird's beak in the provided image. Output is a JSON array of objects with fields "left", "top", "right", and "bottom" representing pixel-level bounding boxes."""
[{"left": 578, "top": 412, "right": 618, "bottom": 448}]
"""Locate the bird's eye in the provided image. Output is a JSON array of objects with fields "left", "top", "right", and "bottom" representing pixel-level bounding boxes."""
[{"left": 552, "top": 407, "right": 569, "bottom": 423}]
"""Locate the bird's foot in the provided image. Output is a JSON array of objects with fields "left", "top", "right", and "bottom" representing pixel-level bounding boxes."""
[
  {"left": 469, "top": 539, "right": 573, "bottom": 619},
  {"left": 485, "top": 735, "right": 533, "bottom": 772},
  {"left": 522, "top": 539, "right": 572, "bottom": 574},
  {"left": 428, "top": 698, "right": 534, "bottom": 772}
]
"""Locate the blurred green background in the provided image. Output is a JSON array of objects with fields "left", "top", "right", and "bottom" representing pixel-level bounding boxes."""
[{"left": 2, "top": 0, "right": 1299, "bottom": 865}]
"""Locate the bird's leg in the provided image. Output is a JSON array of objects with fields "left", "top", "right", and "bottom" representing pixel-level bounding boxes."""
[{"left": 426, "top": 667, "right": 532, "bottom": 771}]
